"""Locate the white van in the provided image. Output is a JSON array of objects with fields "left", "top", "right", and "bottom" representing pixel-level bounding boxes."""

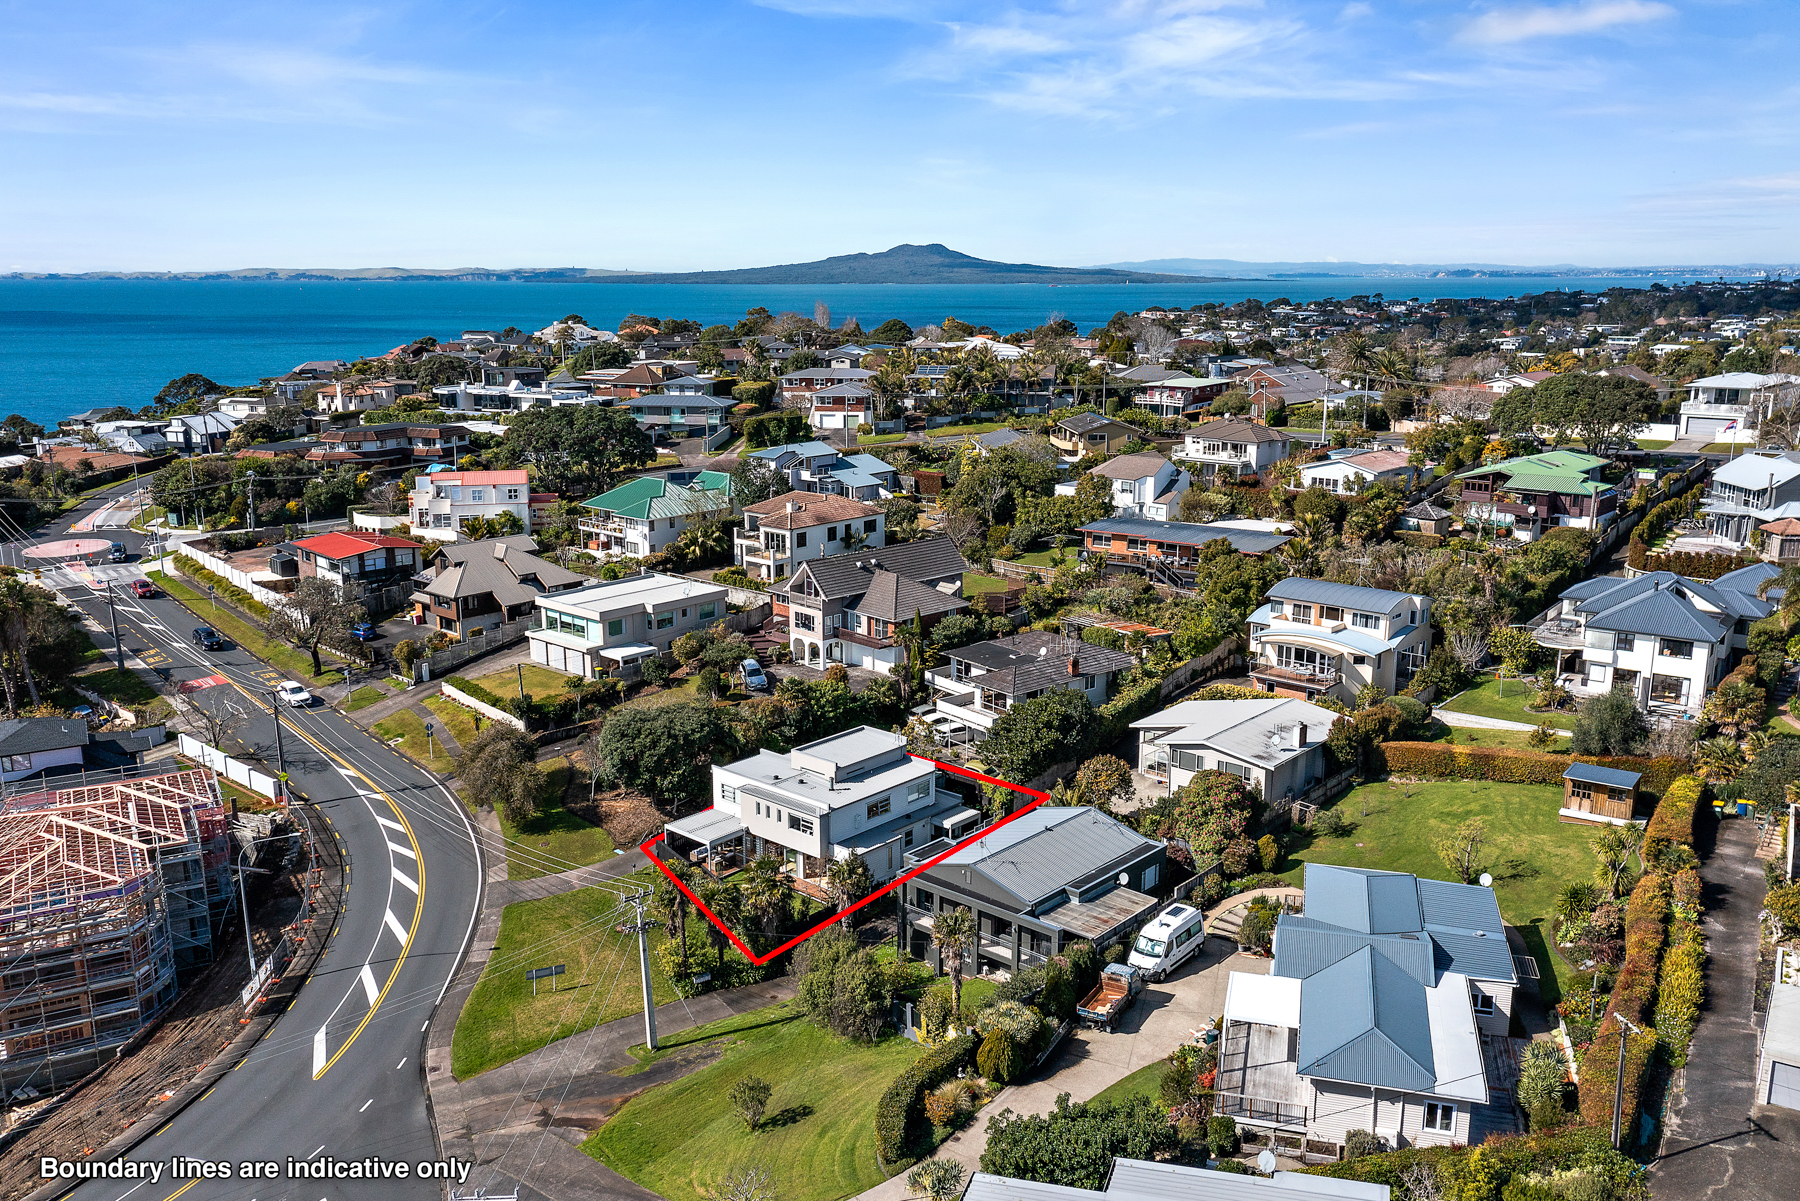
[{"left": 1127, "top": 903, "right": 1206, "bottom": 982}]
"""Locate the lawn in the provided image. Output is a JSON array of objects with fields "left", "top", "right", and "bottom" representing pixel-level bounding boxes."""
[
  {"left": 372, "top": 707, "right": 451, "bottom": 766},
  {"left": 1279, "top": 780, "right": 1594, "bottom": 1001},
  {"left": 584, "top": 1002, "right": 925, "bottom": 1201},
  {"left": 1423, "top": 720, "right": 1571, "bottom": 756},
  {"left": 1437, "top": 678, "right": 1574, "bottom": 730},
  {"left": 60, "top": 666, "right": 170, "bottom": 720},
  {"left": 1635, "top": 439, "right": 1674, "bottom": 451},
  {"left": 151, "top": 570, "right": 346, "bottom": 686},
  {"left": 619, "top": 676, "right": 708, "bottom": 711},
  {"left": 497, "top": 756, "right": 616, "bottom": 880},
  {"left": 344, "top": 685, "right": 387, "bottom": 712},
  {"left": 921, "top": 420, "right": 1011, "bottom": 438},
  {"left": 961, "top": 574, "right": 1013, "bottom": 596},
  {"left": 422, "top": 694, "right": 482, "bottom": 750},
  {"left": 856, "top": 433, "right": 907, "bottom": 446},
  {"left": 1011, "top": 549, "right": 1074, "bottom": 569},
  {"left": 468, "top": 662, "right": 576, "bottom": 701},
  {"left": 452, "top": 873, "right": 683, "bottom": 1078},
  {"left": 1089, "top": 1060, "right": 1169, "bottom": 1108}
]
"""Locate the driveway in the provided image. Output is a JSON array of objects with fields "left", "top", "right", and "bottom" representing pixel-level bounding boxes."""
[
  {"left": 852, "top": 936, "right": 1266, "bottom": 1199},
  {"left": 1651, "top": 813, "right": 1800, "bottom": 1199}
]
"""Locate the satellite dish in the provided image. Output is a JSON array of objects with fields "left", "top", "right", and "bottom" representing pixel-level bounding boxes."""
[
  {"left": 1479, "top": 873, "right": 1494, "bottom": 887},
  {"left": 1118, "top": 872, "right": 1130, "bottom": 886},
  {"left": 1257, "top": 1150, "right": 1277, "bottom": 1175}
]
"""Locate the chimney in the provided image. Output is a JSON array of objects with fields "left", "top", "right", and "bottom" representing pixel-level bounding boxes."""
[
  {"left": 786, "top": 500, "right": 799, "bottom": 513},
  {"left": 1068, "top": 655, "right": 1080, "bottom": 676},
  {"left": 1291, "top": 722, "right": 1307, "bottom": 749}
]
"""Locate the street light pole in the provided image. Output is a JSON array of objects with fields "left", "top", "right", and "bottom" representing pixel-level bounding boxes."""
[{"left": 1611, "top": 1014, "right": 1643, "bottom": 1149}]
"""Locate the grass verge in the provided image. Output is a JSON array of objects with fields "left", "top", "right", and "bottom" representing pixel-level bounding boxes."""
[
  {"left": 151, "top": 570, "right": 346, "bottom": 686},
  {"left": 1279, "top": 779, "right": 1592, "bottom": 1001},
  {"left": 583, "top": 1004, "right": 924, "bottom": 1201},
  {"left": 344, "top": 685, "right": 387, "bottom": 712},
  {"left": 497, "top": 757, "right": 615, "bottom": 880},
  {"left": 372, "top": 708, "right": 447, "bottom": 766},
  {"left": 422, "top": 694, "right": 482, "bottom": 751},
  {"left": 856, "top": 433, "right": 907, "bottom": 445},
  {"left": 1089, "top": 1060, "right": 1169, "bottom": 1108}
]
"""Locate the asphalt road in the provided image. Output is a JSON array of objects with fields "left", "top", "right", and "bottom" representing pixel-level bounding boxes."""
[{"left": 14, "top": 486, "right": 488, "bottom": 1200}]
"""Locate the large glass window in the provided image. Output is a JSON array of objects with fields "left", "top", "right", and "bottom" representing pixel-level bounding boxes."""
[
  {"left": 1659, "top": 639, "right": 1693, "bottom": 659},
  {"left": 607, "top": 618, "right": 624, "bottom": 637},
  {"left": 1650, "top": 674, "right": 1688, "bottom": 704}
]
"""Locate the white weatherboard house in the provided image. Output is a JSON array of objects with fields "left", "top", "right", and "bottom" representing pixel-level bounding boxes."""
[
  {"left": 1218, "top": 864, "right": 1520, "bottom": 1153},
  {"left": 1678, "top": 371, "right": 1800, "bottom": 441},
  {"left": 409, "top": 469, "right": 532, "bottom": 541},
  {"left": 665, "top": 726, "right": 966, "bottom": 885},
  {"left": 1131, "top": 697, "right": 1340, "bottom": 803},
  {"left": 1248, "top": 580, "right": 1432, "bottom": 706},
  {"left": 1700, "top": 449, "right": 1800, "bottom": 549},
  {"left": 527, "top": 571, "right": 727, "bottom": 678},
  {"left": 1527, "top": 567, "right": 1771, "bottom": 715}
]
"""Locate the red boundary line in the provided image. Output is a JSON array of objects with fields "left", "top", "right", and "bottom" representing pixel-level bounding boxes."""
[{"left": 639, "top": 756, "right": 1050, "bottom": 966}]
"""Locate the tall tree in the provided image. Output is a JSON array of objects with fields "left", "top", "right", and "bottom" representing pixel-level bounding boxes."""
[
  {"left": 266, "top": 577, "right": 366, "bottom": 677},
  {"left": 931, "top": 906, "right": 977, "bottom": 1016},
  {"left": 498, "top": 405, "right": 655, "bottom": 496}
]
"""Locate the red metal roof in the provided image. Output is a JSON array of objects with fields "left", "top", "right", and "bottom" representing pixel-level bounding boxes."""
[{"left": 294, "top": 531, "right": 423, "bottom": 561}]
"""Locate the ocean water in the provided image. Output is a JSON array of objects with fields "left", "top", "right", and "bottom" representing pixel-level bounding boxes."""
[{"left": 0, "top": 273, "right": 1737, "bottom": 429}]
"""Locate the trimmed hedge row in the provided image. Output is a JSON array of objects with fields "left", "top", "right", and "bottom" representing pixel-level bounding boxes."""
[
  {"left": 447, "top": 674, "right": 505, "bottom": 708},
  {"left": 1577, "top": 871, "right": 1671, "bottom": 1137},
  {"left": 1655, "top": 905, "right": 1706, "bottom": 1068},
  {"left": 1642, "top": 774, "right": 1703, "bottom": 864},
  {"left": 172, "top": 552, "right": 271, "bottom": 620},
  {"left": 874, "top": 1032, "right": 977, "bottom": 1165},
  {"left": 1301, "top": 1124, "right": 1619, "bottom": 1188},
  {"left": 1375, "top": 742, "right": 1687, "bottom": 798}
]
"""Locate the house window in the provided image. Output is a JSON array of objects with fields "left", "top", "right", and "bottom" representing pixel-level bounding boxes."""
[
  {"left": 868, "top": 798, "right": 892, "bottom": 819},
  {"left": 1584, "top": 662, "right": 1607, "bottom": 686},
  {"left": 1321, "top": 606, "right": 1343, "bottom": 621},
  {"left": 1269, "top": 601, "right": 1284, "bottom": 615},
  {"left": 699, "top": 602, "right": 717, "bottom": 620},
  {"left": 1650, "top": 674, "right": 1688, "bottom": 704},
  {"left": 826, "top": 526, "right": 838, "bottom": 542},
  {"left": 1616, "top": 633, "right": 1636, "bottom": 652},
  {"left": 1471, "top": 989, "right": 1495, "bottom": 1015},
  {"left": 1352, "top": 612, "right": 1379, "bottom": 630},
  {"left": 864, "top": 518, "right": 878, "bottom": 533},
  {"left": 1570, "top": 780, "right": 1593, "bottom": 801},
  {"left": 787, "top": 812, "right": 814, "bottom": 835},
  {"left": 793, "top": 611, "right": 816, "bottom": 632},
  {"left": 1217, "top": 760, "right": 1250, "bottom": 780},
  {"left": 1142, "top": 863, "right": 1159, "bottom": 889},
  {"left": 1290, "top": 604, "right": 1314, "bottom": 621},
  {"left": 1614, "top": 668, "right": 1640, "bottom": 693},
  {"left": 907, "top": 780, "right": 930, "bottom": 802},
  {"left": 796, "top": 532, "right": 808, "bottom": 547},
  {"left": 1424, "top": 1103, "right": 1456, "bottom": 1132},
  {"left": 1659, "top": 639, "right": 1692, "bottom": 659},
  {"left": 1352, "top": 655, "right": 1367, "bottom": 666},
  {"left": 720, "top": 785, "right": 737, "bottom": 804},
  {"left": 655, "top": 611, "right": 675, "bottom": 630},
  {"left": 1, "top": 754, "right": 31, "bottom": 772},
  {"left": 915, "top": 887, "right": 934, "bottom": 910},
  {"left": 607, "top": 618, "right": 624, "bottom": 637}
]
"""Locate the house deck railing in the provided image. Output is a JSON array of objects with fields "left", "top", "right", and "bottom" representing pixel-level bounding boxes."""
[
  {"left": 1249, "top": 660, "right": 1340, "bottom": 689},
  {"left": 1215, "top": 1091, "right": 1309, "bottom": 1128}
]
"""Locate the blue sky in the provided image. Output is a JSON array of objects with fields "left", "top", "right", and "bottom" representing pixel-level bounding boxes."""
[{"left": 3, "top": 1, "right": 1794, "bottom": 271}]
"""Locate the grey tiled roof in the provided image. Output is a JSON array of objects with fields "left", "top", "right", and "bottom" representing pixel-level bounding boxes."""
[
  {"left": 948, "top": 630, "right": 1135, "bottom": 697},
  {"left": 852, "top": 570, "right": 968, "bottom": 623},
  {"left": 781, "top": 537, "right": 968, "bottom": 601},
  {"left": 0, "top": 718, "right": 89, "bottom": 756}
]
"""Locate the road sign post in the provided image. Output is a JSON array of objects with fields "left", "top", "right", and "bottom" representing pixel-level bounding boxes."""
[
  {"left": 208, "top": 583, "right": 216, "bottom": 614},
  {"left": 526, "top": 964, "right": 566, "bottom": 996},
  {"left": 425, "top": 721, "right": 435, "bottom": 762}
]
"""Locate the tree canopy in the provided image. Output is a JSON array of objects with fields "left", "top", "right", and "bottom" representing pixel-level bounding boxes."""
[
  {"left": 599, "top": 701, "right": 732, "bottom": 801},
  {"left": 979, "top": 689, "right": 1098, "bottom": 786},
  {"left": 496, "top": 405, "right": 656, "bottom": 496}
]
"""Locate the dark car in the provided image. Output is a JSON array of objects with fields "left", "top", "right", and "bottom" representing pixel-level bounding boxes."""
[
  {"left": 108, "top": 542, "right": 127, "bottom": 562},
  {"left": 130, "top": 578, "right": 154, "bottom": 599},
  {"left": 350, "top": 622, "right": 378, "bottom": 641},
  {"left": 192, "top": 626, "right": 226, "bottom": 650}
]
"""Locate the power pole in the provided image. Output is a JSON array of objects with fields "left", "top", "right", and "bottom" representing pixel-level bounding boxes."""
[
  {"left": 104, "top": 581, "right": 124, "bottom": 672},
  {"left": 246, "top": 470, "right": 257, "bottom": 531},
  {"left": 268, "top": 688, "right": 287, "bottom": 778},
  {"left": 628, "top": 890, "right": 660, "bottom": 1051}
]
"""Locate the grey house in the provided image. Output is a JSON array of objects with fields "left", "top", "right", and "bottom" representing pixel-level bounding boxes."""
[
  {"left": 900, "top": 806, "right": 1165, "bottom": 977},
  {"left": 1218, "top": 865, "right": 1521, "bottom": 1153}
]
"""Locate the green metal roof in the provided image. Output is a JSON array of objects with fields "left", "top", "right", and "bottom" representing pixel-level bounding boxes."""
[
  {"left": 1457, "top": 449, "right": 1610, "bottom": 494},
  {"left": 1497, "top": 470, "right": 1606, "bottom": 496},
  {"left": 581, "top": 474, "right": 732, "bottom": 521}
]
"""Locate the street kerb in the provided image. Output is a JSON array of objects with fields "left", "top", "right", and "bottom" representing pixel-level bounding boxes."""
[{"left": 639, "top": 756, "right": 1050, "bottom": 966}]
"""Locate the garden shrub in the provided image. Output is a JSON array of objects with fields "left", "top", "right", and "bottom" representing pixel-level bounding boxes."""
[
  {"left": 976, "top": 1001, "right": 1044, "bottom": 1046},
  {"left": 640, "top": 655, "right": 673, "bottom": 686},
  {"left": 1642, "top": 774, "right": 1703, "bottom": 864},
  {"left": 1310, "top": 807, "right": 1349, "bottom": 837},
  {"left": 874, "top": 1033, "right": 977, "bottom": 1164},
  {"left": 1576, "top": 871, "right": 1670, "bottom": 1138},
  {"left": 977, "top": 1027, "right": 1025, "bottom": 1084},
  {"left": 172, "top": 553, "right": 271, "bottom": 620},
  {"left": 1192, "top": 683, "right": 1266, "bottom": 701},
  {"left": 1343, "top": 1129, "right": 1381, "bottom": 1159},
  {"left": 1655, "top": 917, "right": 1706, "bottom": 1067},
  {"left": 1302, "top": 1124, "right": 1635, "bottom": 1193},
  {"left": 1205, "top": 1115, "right": 1240, "bottom": 1157},
  {"left": 1256, "top": 834, "right": 1280, "bottom": 872},
  {"left": 919, "top": 986, "right": 954, "bottom": 1043}
]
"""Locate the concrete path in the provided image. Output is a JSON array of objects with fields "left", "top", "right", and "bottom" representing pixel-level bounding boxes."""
[
  {"left": 852, "top": 938, "right": 1269, "bottom": 1200},
  {"left": 1651, "top": 814, "right": 1800, "bottom": 1198},
  {"left": 1434, "top": 708, "right": 1573, "bottom": 735}
]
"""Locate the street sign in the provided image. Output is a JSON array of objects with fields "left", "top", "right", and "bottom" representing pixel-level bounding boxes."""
[
  {"left": 526, "top": 964, "right": 566, "bottom": 994},
  {"left": 425, "top": 722, "right": 435, "bottom": 735}
]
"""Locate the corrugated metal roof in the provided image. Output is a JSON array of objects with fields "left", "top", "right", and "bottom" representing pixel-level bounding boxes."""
[
  {"left": 1413, "top": 877, "right": 1505, "bottom": 935},
  {"left": 1296, "top": 945, "right": 1437, "bottom": 1092},
  {"left": 939, "top": 807, "right": 1160, "bottom": 906},
  {"left": 1266, "top": 578, "right": 1422, "bottom": 611},
  {"left": 1079, "top": 517, "right": 1291, "bottom": 555},
  {"left": 1585, "top": 589, "right": 1728, "bottom": 641},
  {"left": 1303, "top": 865, "right": 1423, "bottom": 934},
  {"left": 1563, "top": 762, "right": 1643, "bottom": 788},
  {"left": 1272, "top": 916, "right": 1436, "bottom": 987},
  {"left": 1429, "top": 931, "right": 1518, "bottom": 984}
]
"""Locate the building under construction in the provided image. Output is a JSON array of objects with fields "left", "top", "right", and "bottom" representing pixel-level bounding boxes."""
[{"left": 0, "top": 768, "right": 231, "bottom": 1094}]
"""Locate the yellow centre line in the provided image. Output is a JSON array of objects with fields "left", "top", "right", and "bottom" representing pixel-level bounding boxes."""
[{"left": 160, "top": 1181, "right": 202, "bottom": 1200}]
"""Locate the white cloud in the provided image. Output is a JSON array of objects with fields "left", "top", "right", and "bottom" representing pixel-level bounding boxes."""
[{"left": 1461, "top": 1, "right": 1675, "bottom": 46}]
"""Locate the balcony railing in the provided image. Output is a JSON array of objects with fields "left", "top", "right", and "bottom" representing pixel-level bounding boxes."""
[
  {"left": 1250, "top": 660, "right": 1339, "bottom": 689},
  {"left": 831, "top": 626, "right": 894, "bottom": 650},
  {"left": 1215, "top": 1092, "right": 1309, "bottom": 1128},
  {"left": 1526, "top": 610, "right": 1587, "bottom": 649}
]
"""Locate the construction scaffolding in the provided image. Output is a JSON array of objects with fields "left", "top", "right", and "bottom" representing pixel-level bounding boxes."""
[{"left": 0, "top": 769, "right": 229, "bottom": 1095}]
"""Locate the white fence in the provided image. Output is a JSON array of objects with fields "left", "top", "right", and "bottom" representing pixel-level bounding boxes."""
[
  {"left": 178, "top": 733, "right": 283, "bottom": 799},
  {"left": 178, "top": 543, "right": 293, "bottom": 611},
  {"left": 439, "top": 681, "right": 527, "bottom": 731}
]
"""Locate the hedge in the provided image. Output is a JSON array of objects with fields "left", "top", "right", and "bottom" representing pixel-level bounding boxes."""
[
  {"left": 1655, "top": 907, "right": 1706, "bottom": 1068},
  {"left": 1577, "top": 871, "right": 1670, "bottom": 1137},
  {"left": 1642, "top": 549, "right": 1757, "bottom": 580},
  {"left": 446, "top": 674, "right": 505, "bottom": 708},
  {"left": 1301, "top": 1124, "right": 1622, "bottom": 1189},
  {"left": 874, "top": 1032, "right": 977, "bottom": 1165},
  {"left": 1642, "top": 774, "right": 1703, "bottom": 864},
  {"left": 1375, "top": 742, "right": 1687, "bottom": 799},
  {"left": 172, "top": 552, "right": 271, "bottom": 620}
]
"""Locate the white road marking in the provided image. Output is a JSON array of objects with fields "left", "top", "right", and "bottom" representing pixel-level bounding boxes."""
[
  {"left": 386, "top": 840, "right": 416, "bottom": 858},
  {"left": 383, "top": 908, "right": 408, "bottom": 942},
  {"left": 359, "top": 963, "right": 379, "bottom": 1006},
  {"left": 392, "top": 867, "right": 419, "bottom": 893},
  {"left": 313, "top": 1027, "right": 327, "bottom": 1075},
  {"left": 372, "top": 813, "right": 407, "bottom": 833},
  {"left": 422, "top": 1021, "right": 430, "bottom": 1031},
  {"left": 395, "top": 1058, "right": 406, "bottom": 1070},
  {"left": 359, "top": 1099, "right": 373, "bottom": 1112}
]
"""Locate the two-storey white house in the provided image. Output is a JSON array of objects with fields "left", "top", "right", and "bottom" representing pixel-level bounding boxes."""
[
  {"left": 1130, "top": 697, "right": 1341, "bottom": 804},
  {"left": 734, "top": 492, "right": 884, "bottom": 583},
  {"left": 526, "top": 571, "right": 728, "bottom": 678},
  {"left": 665, "top": 727, "right": 971, "bottom": 884},
  {"left": 1248, "top": 579, "right": 1432, "bottom": 706},
  {"left": 928, "top": 630, "right": 1135, "bottom": 739},
  {"left": 409, "top": 469, "right": 533, "bottom": 541},
  {"left": 747, "top": 442, "right": 901, "bottom": 501},
  {"left": 1699, "top": 449, "right": 1800, "bottom": 549},
  {"left": 1083, "top": 452, "right": 1191, "bottom": 520},
  {"left": 1217, "top": 864, "right": 1520, "bottom": 1154},
  {"left": 1176, "top": 418, "right": 1294, "bottom": 483},
  {"left": 1527, "top": 567, "right": 1772, "bottom": 715},
  {"left": 1677, "top": 371, "right": 1800, "bottom": 441}
]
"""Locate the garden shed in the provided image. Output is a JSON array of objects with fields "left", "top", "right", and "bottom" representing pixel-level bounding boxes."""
[{"left": 1560, "top": 762, "right": 1641, "bottom": 825}]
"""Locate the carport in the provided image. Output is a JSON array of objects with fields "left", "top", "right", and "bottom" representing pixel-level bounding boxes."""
[
  {"left": 664, "top": 809, "right": 746, "bottom": 873},
  {"left": 1758, "top": 946, "right": 1800, "bottom": 1111}
]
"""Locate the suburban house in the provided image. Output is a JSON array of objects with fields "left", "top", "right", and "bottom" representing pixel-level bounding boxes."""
[
  {"left": 1526, "top": 570, "right": 1769, "bottom": 715},
  {"left": 310, "top": 422, "right": 471, "bottom": 470},
  {"left": 1678, "top": 371, "right": 1800, "bottom": 440},
  {"left": 629, "top": 376, "right": 735, "bottom": 441},
  {"left": 0, "top": 718, "right": 95, "bottom": 783},
  {"left": 315, "top": 378, "right": 418, "bottom": 413},
  {"left": 1456, "top": 450, "right": 1619, "bottom": 540},
  {"left": 734, "top": 492, "right": 884, "bottom": 582},
  {"left": 1698, "top": 449, "right": 1800, "bottom": 549},
  {"left": 1594, "top": 363, "right": 1671, "bottom": 403},
  {"left": 1400, "top": 501, "right": 1453, "bottom": 536},
  {"left": 1217, "top": 864, "right": 1519, "bottom": 1152},
  {"left": 1248, "top": 579, "right": 1433, "bottom": 705},
  {"left": 292, "top": 531, "right": 424, "bottom": 606},
  {"left": 1050, "top": 412, "right": 1138, "bottom": 459},
  {"left": 410, "top": 535, "right": 585, "bottom": 640},
  {"left": 807, "top": 382, "right": 875, "bottom": 430},
  {"left": 431, "top": 380, "right": 587, "bottom": 413},
  {"left": 163, "top": 412, "right": 239, "bottom": 456},
  {"left": 1233, "top": 363, "right": 1330, "bottom": 420},
  {"left": 1177, "top": 418, "right": 1293, "bottom": 483},
  {"left": 927, "top": 630, "right": 1134, "bottom": 739},
  {"left": 1295, "top": 449, "right": 1425, "bottom": 495},
  {"left": 587, "top": 363, "right": 689, "bottom": 400},
  {"left": 746, "top": 441, "right": 900, "bottom": 501},
  {"left": 966, "top": 1158, "right": 1388, "bottom": 1201},
  {"left": 1760, "top": 517, "right": 1800, "bottom": 564},
  {"left": 667, "top": 726, "right": 965, "bottom": 887},
  {"left": 775, "top": 538, "right": 971, "bottom": 672},
  {"left": 1136, "top": 374, "right": 1235, "bottom": 420},
  {"left": 777, "top": 367, "right": 874, "bottom": 406},
  {"left": 1084, "top": 452, "right": 1191, "bottom": 520},
  {"left": 1079, "top": 517, "right": 1291, "bottom": 586},
  {"left": 969, "top": 428, "right": 1027, "bottom": 455},
  {"left": 527, "top": 571, "right": 728, "bottom": 677},
  {"left": 1130, "top": 697, "right": 1341, "bottom": 805},
  {"left": 900, "top": 806, "right": 1164, "bottom": 975},
  {"left": 409, "top": 468, "right": 533, "bottom": 541},
  {"left": 577, "top": 471, "right": 733, "bottom": 558}
]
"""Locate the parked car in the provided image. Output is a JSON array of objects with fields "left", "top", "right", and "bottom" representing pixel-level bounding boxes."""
[
  {"left": 926, "top": 713, "right": 969, "bottom": 746},
  {"left": 1077, "top": 962, "right": 1143, "bottom": 1031},
  {"left": 129, "top": 578, "right": 154, "bottom": 598},
  {"left": 274, "top": 680, "right": 315, "bottom": 707},
  {"left": 192, "top": 626, "right": 226, "bottom": 650},
  {"left": 350, "top": 622, "right": 377, "bottom": 641},
  {"left": 1127, "top": 902, "right": 1206, "bottom": 982},
  {"left": 108, "top": 542, "right": 127, "bottom": 562},
  {"left": 71, "top": 705, "right": 95, "bottom": 722},
  {"left": 740, "top": 658, "right": 770, "bottom": 692}
]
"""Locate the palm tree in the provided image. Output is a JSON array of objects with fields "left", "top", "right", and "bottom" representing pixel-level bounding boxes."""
[
  {"left": 699, "top": 880, "right": 741, "bottom": 971},
  {"left": 653, "top": 866, "right": 691, "bottom": 978},
  {"left": 1703, "top": 681, "right": 1764, "bottom": 738},
  {"left": 740, "top": 854, "right": 789, "bottom": 941},
  {"left": 1695, "top": 737, "right": 1746, "bottom": 783},
  {"left": 1757, "top": 563, "right": 1800, "bottom": 610},
  {"left": 930, "top": 906, "right": 977, "bottom": 1016},
  {"left": 1329, "top": 332, "right": 1376, "bottom": 391},
  {"left": 1745, "top": 730, "right": 1774, "bottom": 763},
  {"left": 826, "top": 853, "right": 874, "bottom": 930}
]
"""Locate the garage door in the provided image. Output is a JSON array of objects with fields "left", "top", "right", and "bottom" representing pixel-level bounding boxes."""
[
  {"left": 1687, "top": 416, "right": 1735, "bottom": 439},
  {"left": 1771, "top": 1062, "right": 1800, "bottom": 1110}
]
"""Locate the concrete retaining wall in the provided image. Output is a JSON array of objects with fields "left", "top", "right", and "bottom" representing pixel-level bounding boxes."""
[{"left": 440, "top": 681, "right": 527, "bottom": 731}]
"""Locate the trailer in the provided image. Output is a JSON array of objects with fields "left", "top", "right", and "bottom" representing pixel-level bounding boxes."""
[{"left": 1077, "top": 962, "right": 1143, "bottom": 1031}]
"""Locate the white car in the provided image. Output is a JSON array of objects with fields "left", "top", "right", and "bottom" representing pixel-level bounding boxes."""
[
  {"left": 925, "top": 713, "right": 968, "bottom": 745},
  {"left": 274, "top": 680, "right": 315, "bottom": 708}
]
